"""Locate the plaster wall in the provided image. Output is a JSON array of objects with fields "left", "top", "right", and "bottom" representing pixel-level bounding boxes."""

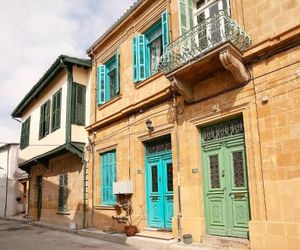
[{"left": 19, "top": 71, "right": 68, "bottom": 162}]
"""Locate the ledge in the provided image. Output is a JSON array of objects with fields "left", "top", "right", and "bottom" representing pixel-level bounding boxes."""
[
  {"left": 134, "top": 73, "right": 163, "bottom": 89},
  {"left": 56, "top": 211, "right": 71, "bottom": 215},
  {"left": 97, "top": 95, "right": 122, "bottom": 111},
  {"left": 94, "top": 205, "right": 116, "bottom": 211}
]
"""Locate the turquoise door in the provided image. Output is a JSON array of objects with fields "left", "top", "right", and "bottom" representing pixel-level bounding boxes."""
[
  {"left": 201, "top": 118, "right": 250, "bottom": 238},
  {"left": 146, "top": 139, "right": 174, "bottom": 229}
]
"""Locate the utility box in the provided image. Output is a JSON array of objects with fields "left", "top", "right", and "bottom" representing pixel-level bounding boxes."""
[{"left": 113, "top": 181, "right": 133, "bottom": 195}]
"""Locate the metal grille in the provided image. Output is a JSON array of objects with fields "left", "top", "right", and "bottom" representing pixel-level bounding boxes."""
[
  {"left": 157, "top": 11, "right": 251, "bottom": 73},
  {"left": 233, "top": 151, "right": 245, "bottom": 187},
  {"left": 147, "top": 140, "right": 172, "bottom": 154},
  {"left": 202, "top": 118, "right": 244, "bottom": 142},
  {"left": 151, "top": 165, "right": 158, "bottom": 192},
  {"left": 167, "top": 164, "right": 173, "bottom": 191},
  {"left": 209, "top": 155, "right": 220, "bottom": 189}
]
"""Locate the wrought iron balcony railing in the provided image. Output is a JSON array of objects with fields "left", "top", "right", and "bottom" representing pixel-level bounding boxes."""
[{"left": 157, "top": 11, "right": 251, "bottom": 74}]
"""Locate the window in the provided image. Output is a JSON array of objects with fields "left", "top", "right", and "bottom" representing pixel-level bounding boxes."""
[
  {"left": 20, "top": 117, "right": 30, "bottom": 149},
  {"left": 51, "top": 89, "right": 61, "bottom": 131},
  {"left": 132, "top": 10, "right": 169, "bottom": 83},
  {"left": 101, "top": 150, "right": 116, "bottom": 205},
  {"left": 58, "top": 174, "right": 68, "bottom": 212},
  {"left": 39, "top": 100, "right": 50, "bottom": 139},
  {"left": 97, "top": 50, "right": 120, "bottom": 105},
  {"left": 71, "top": 83, "right": 86, "bottom": 125}
]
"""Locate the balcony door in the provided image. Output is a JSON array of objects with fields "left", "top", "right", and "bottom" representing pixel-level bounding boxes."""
[{"left": 194, "top": 0, "right": 230, "bottom": 49}]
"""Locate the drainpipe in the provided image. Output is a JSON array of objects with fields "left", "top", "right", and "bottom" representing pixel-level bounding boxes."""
[
  {"left": 172, "top": 91, "right": 183, "bottom": 242},
  {"left": 26, "top": 171, "right": 31, "bottom": 220},
  {"left": 4, "top": 146, "right": 10, "bottom": 217},
  {"left": 82, "top": 156, "right": 87, "bottom": 228}
]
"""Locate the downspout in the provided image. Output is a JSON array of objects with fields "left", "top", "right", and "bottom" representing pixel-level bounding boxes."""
[
  {"left": 82, "top": 155, "right": 87, "bottom": 228},
  {"left": 172, "top": 91, "right": 183, "bottom": 242},
  {"left": 91, "top": 133, "right": 96, "bottom": 227},
  {"left": 4, "top": 146, "right": 10, "bottom": 217},
  {"left": 26, "top": 170, "right": 31, "bottom": 220}
]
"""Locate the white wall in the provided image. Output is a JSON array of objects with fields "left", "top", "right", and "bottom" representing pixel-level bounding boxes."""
[
  {"left": 0, "top": 144, "right": 20, "bottom": 216},
  {"left": 19, "top": 71, "right": 68, "bottom": 162}
]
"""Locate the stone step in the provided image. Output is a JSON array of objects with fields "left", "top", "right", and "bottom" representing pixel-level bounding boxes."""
[
  {"left": 201, "top": 235, "right": 250, "bottom": 249},
  {"left": 136, "top": 230, "right": 174, "bottom": 240}
]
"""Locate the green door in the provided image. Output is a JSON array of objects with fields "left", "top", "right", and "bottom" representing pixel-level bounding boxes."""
[
  {"left": 37, "top": 175, "right": 43, "bottom": 221},
  {"left": 201, "top": 118, "right": 250, "bottom": 238},
  {"left": 146, "top": 138, "right": 174, "bottom": 229}
]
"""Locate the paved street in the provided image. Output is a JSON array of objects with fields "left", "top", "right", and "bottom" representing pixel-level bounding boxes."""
[{"left": 0, "top": 220, "right": 137, "bottom": 250}]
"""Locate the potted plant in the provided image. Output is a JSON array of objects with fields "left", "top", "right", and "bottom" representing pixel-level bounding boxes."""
[{"left": 113, "top": 195, "right": 137, "bottom": 236}]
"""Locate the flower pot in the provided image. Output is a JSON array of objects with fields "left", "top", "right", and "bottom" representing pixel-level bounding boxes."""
[{"left": 124, "top": 225, "right": 137, "bottom": 236}]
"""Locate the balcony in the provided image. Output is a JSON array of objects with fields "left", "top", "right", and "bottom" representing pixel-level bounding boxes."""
[{"left": 158, "top": 11, "right": 251, "bottom": 103}]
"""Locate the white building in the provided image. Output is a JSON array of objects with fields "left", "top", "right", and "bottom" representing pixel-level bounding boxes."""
[{"left": 0, "top": 143, "right": 27, "bottom": 217}]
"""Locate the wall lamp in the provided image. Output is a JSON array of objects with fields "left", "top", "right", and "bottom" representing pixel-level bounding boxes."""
[{"left": 145, "top": 119, "right": 154, "bottom": 132}]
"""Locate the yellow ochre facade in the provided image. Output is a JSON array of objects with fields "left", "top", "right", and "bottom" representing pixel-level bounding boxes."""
[{"left": 85, "top": 0, "right": 300, "bottom": 249}]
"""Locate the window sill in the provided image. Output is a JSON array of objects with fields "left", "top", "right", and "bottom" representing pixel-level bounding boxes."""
[
  {"left": 134, "top": 72, "right": 163, "bottom": 89},
  {"left": 97, "top": 95, "right": 122, "bottom": 111},
  {"left": 56, "top": 211, "right": 70, "bottom": 215},
  {"left": 94, "top": 204, "right": 116, "bottom": 210}
]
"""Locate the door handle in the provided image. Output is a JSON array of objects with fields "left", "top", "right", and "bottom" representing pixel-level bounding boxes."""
[{"left": 221, "top": 170, "right": 225, "bottom": 177}]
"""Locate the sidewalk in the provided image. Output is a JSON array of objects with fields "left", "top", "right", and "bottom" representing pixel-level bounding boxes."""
[{"left": 0, "top": 216, "right": 241, "bottom": 250}]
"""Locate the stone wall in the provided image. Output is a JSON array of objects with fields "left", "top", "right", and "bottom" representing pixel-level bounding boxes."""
[{"left": 29, "top": 152, "right": 84, "bottom": 228}]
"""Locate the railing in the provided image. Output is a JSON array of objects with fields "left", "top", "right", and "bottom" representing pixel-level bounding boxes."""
[{"left": 157, "top": 11, "right": 251, "bottom": 74}]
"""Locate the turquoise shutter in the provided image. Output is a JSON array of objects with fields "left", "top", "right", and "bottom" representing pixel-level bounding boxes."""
[
  {"left": 133, "top": 35, "right": 146, "bottom": 82},
  {"left": 161, "top": 10, "right": 170, "bottom": 52},
  {"left": 133, "top": 36, "right": 138, "bottom": 83},
  {"left": 137, "top": 34, "right": 146, "bottom": 81},
  {"left": 97, "top": 65, "right": 106, "bottom": 104},
  {"left": 115, "top": 49, "right": 120, "bottom": 94},
  {"left": 101, "top": 150, "right": 116, "bottom": 205}
]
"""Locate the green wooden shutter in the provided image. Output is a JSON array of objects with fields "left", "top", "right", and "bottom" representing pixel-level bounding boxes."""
[
  {"left": 45, "top": 100, "right": 50, "bottom": 136},
  {"left": 101, "top": 150, "right": 116, "bottom": 205},
  {"left": 97, "top": 65, "right": 106, "bottom": 104},
  {"left": 162, "top": 10, "right": 170, "bottom": 52},
  {"left": 58, "top": 174, "right": 68, "bottom": 212},
  {"left": 133, "top": 36, "right": 138, "bottom": 83},
  {"left": 132, "top": 34, "right": 146, "bottom": 83},
  {"left": 71, "top": 83, "right": 86, "bottom": 125},
  {"left": 52, "top": 90, "right": 61, "bottom": 131},
  {"left": 137, "top": 34, "right": 146, "bottom": 81},
  {"left": 26, "top": 117, "right": 30, "bottom": 148},
  {"left": 56, "top": 91, "right": 61, "bottom": 129},
  {"left": 76, "top": 84, "right": 85, "bottom": 125},
  {"left": 115, "top": 49, "right": 120, "bottom": 95},
  {"left": 20, "top": 117, "right": 30, "bottom": 149},
  {"left": 39, "top": 105, "right": 44, "bottom": 139}
]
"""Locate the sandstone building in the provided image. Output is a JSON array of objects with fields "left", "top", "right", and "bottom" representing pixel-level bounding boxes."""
[
  {"left": 84, "top": 0, "right": 300, "bottom": 249},
  {"left": 12, "top": 55, "right": 91, "bottom": 227}
]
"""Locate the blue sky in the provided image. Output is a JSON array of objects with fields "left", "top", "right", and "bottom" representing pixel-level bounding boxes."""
[{"left": 0, "top": 0, "right": 136, "bottom": 145}]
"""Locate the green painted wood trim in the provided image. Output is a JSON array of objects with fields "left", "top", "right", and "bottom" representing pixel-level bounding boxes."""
[
  {"left": 11, "top": 55, "right": 91, "bottom": 118},
  {"left": 65, "top": 65, "right": 73, "bottom": 143},
  {"left": 18, "top": 142, "right": 85, "bottom": 171}
]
